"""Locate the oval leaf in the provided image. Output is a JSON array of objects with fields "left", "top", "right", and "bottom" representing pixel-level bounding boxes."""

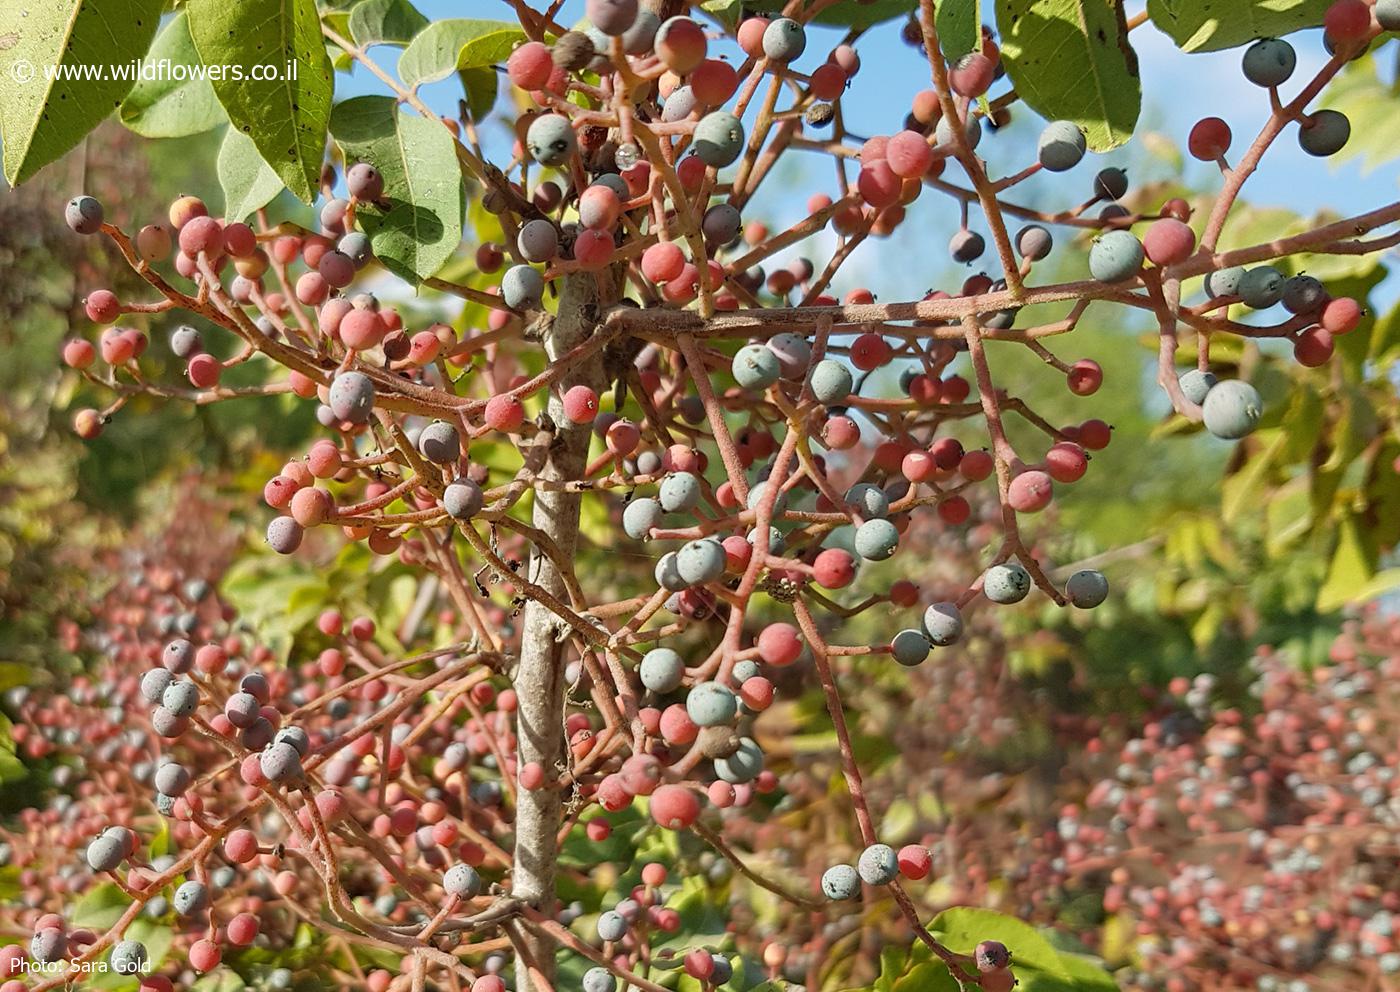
[
  {"left": 0, "top": 0, "right": 164, "bottom": 186},
  {"left": 329, "top": 95, "right": 464, "bottom": 281},
  {"left": 938, "top": 0, "right": 982, "bottom": 60},
  {"left": 186, "top": 0, "right": 334, "bottom": 203},
  {"left": 995, "top": 0, "right": 1141, "bottom": 151},
  {"left": 219, "top": 127, "right": 287, "bottom": 222},
  {"left": 1146, "top": 0, "right": 1329, "bottom": 52},
  {"left": 119, "top": 11, "right": 227, "bottom": 138},
  {"left": 930, "top": 907, "right": 1072, "bottom": 980},
  {"left": 349, "top": 0, "right": 430, "bottom": 49},
  {"left": 398, "top": 19, "right": 527, "bottom": 87}
]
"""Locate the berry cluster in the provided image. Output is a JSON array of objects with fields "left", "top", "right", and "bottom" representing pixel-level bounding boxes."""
[{"left": 26, "top": 0, "right": 1400, "bottom": 988}]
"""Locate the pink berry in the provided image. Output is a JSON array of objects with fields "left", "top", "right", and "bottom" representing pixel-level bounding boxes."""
[{"left": 1007, "top": 470, "right": 1054, "bottom": 513}]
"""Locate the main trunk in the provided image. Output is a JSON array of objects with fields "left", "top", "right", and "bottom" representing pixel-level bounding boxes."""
[{"left": 510, "top": 272, "right": 609, "bottom": 990}]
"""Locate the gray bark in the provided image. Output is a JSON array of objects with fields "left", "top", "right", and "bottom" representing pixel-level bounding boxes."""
[{"left": 510, "top": 272, "right": 610, "bottom": 990}]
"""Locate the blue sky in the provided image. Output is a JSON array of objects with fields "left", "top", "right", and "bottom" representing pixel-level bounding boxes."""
[{"left": 339, "top": 2, "right": 1399, "bottom": 309}]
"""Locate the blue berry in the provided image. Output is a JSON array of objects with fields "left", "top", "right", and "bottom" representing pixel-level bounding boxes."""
[
  {"left": 655, "top": 552, "right": 687, "bottom": 592},
  {"left": 111, "top": 940, "right": 148, "bottom": 975},
  {"left": 597, "top": 910, "right": 628, "bottom": 942},
  {"left": 845, "top": 482, "right": 889, "bottom": 519},
  {"left": 1298, "top": 109, "right": 1350, "bottom": 157},
  {"left": 1238, "top": 266, "right": 1284, "bottom": 309},
  {"left": 1204, "top": 266, "right": 1245, "bottom": 299},
  {"left": 161, "top": 679, "right": 200, "bottom": 717}
]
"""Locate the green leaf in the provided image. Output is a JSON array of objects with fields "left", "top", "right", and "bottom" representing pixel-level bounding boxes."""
[
  {"left": 0, "top": 0, "right": 164, "bottom": 186},
  {"left": 119, "top": 11, "right": 226, "bottom": 137},
  {"left": 994, "top": 0, "right": 1141, "bottom": 151},
  {"left": 1146, "top": 0, "right": 1330, "bottom": 52},
  {"left": 938, "top": 0, "right": 982, "bottom": 59},
  {"left": 349, "top": 0, "right": 430, "bottom": 48},
  {"left": 329, "top": 95, "right": 464, "bottom": 281},
  {"left": 460, "top": 66, "right": 500, "bottom": 121},
  {"left": 218, "top": 127, "right": 287, "bottom": 222},
  {"left": 1316, "top": 512, "right": 1395, "bottom": 611},
  {"left": 71, "top": 883, "right": 132, "bottom": 930},
  {"left": 930, "top": 907, "right": 1071, "bottom": 980},
  {"left": 186, "top": 0, "right": 335, "bottom": 202},
  {"left": 1321, "top": 54, "right": 1400, "bottom": 173},
  {"left": 398, "top": 19, "right": 527, "bottom": 87},
  {"left": 738, "top": 0, "right": 919, "bottom": 27}
]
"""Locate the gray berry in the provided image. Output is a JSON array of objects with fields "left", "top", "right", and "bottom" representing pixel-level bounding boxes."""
[
  {"left": 984, "top": 563, "right": 1031, "bottom": 604},
  {"left": 329, "top": 371, "right": 376, "bottom": 424},
  {"left": 853, "top": 518, "right": 899, "bottom": 561},
  {"left": 597, "top": 910, "right": 628, "bottom": 942},
  {"left": 810, "top": 359, "right": 853, "bottom": 404},
  {"left": 890, "top": 629, "right": 930, "bottom": 667},
  {"left": 821, "top": 864, "right": 860, "bottom": 900},
  {"left": 640, "top": 648, "right": 685, "bottom": 693},
  {"left": 418, "top": 420, "right": 461, "bottom": 464},
  {"left": 1238, "top": 266, "right": 1284, "bottom": 309},
  {"left": 443, "top": 863, "right": 482, "bottom": 898},
  {"left": 1178, "top": 369, "right": 1218, "bottom": 405},
  {"left": 677, "top": 538, "right": 726, "bottom": 585},
  {"left": 1298, "top": 110, "right": 1350, "bottom": 157},
  {"left": 857, "top": 843, "right": 899, "bottom": 885},
  {"left": 444, "top": 479, "right": 485, "bottom": 520},
  {"left": 659, "top": 472, "right": 702, "bottom": 513},
  {"left": 762, "top": 18, "right": 807, "bottom": 62},
  {"left": 162, "top": 680, "right": 200, "bottom": 718},
  {"left": 1037, "top": 121, "right": 1086, "bottom": 172},
  {"left": 1088, "top": 231, "right": 1144, "bottom": 283},
  {"left": 1065, "top": 568, "right": 1109, "bottom": 608},
  {"left": 260, "top": 741, "right": 303, "bottom": 782},
  {"left": 140, "top": 668, "right": 174, "bottom": 704},
  {"left": 1202, "top": 380, "right": 1262, "bottom": 439},
  {"left": 266, "top": 517, "right": 304, "bottom": 555},
  {"left": 623, "top": 497, "right": 662, "bottom": 539},
  {"left": 502, "top": 265, "right": 545, "bottom": 309},
  {"left": 526, "top": 114, "right": 577, "bottom": 167},
  {"left": 922, "top": 602, "right": 964, "bottom": 646},
  {"left": 1242, "top": 38, "right": 1296, "bottom": 87},
  {"left": 732, "top": 343, "right": 781, "bottom": 389},
  {"left": 110, "top": 940, "right": 148, "bottom": 975},
  {"left": 686, "top": 682, "right": 737, "bottom": 727},
  {"left": 714, "top": 737, "right": 764, "bottom": 783},
  {"left": 694, "top": 112, "right": 745, "bottom": 168},
  {"left": 1204, "top": 266, "right": 1245, "bottom": 299},
  {"left": 65, "top": 195, "right": 104, "bottom": 235}
]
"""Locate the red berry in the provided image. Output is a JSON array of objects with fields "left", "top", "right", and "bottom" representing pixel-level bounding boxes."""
[
  {"left": 1320, "top": 296, "right": 1362, "bottom": 334},
  {"left": 562, "top": 385, "right": 599, "bottom": 424},
  {"left": 1142, "top": 218, "right": 1196, "bottom": 266},
  {"left": 1066, "top": 359, "right": 1104, "bottom": 396},
  {"left": 485, "top": 394, "right": 525, "bottom": 431},
  {"left": 650, "top": 784, "right": 701, "bottom": 829},
  {"left": 1188, "top": 117, "right": 1232, "bottom": 161}
]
